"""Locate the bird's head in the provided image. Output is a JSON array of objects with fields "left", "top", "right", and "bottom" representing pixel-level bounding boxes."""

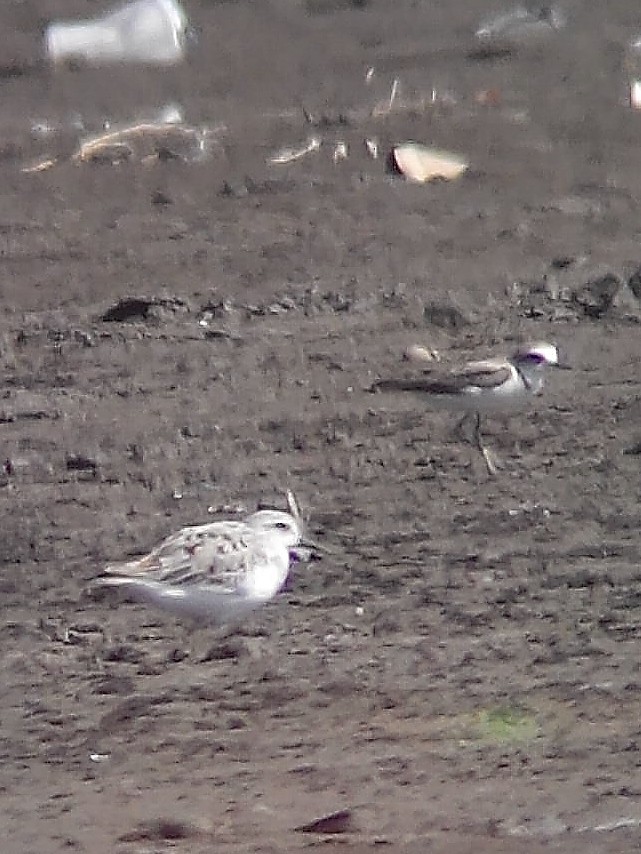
[
  {"left": 514, "top": 341, "right": 568, "bottom": 369},
  {"left": 247, "top": 491, "right": 325, "bottom": 559}
]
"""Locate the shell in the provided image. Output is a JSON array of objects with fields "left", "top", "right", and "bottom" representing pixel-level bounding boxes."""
[
  {"left": 268, "top": 136, "right": 321, "bottom": 165},
  {"left": 390, "top": 143, "right": 468, "bottom": 183},
  {"left": 404, "top": 344, "right": 440, "bottom": 363}
]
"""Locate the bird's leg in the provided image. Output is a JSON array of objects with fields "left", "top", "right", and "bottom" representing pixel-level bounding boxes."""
[
  {"left": 473, "top": 413, "right": 499, "bottom": 475},
  {"left": 187, "top": 626, "right": 205, "bottom": 662},
  {"left": 167, "top": 622, "right": 198, "bottom": 662},
  {"left": 171, "top": 619, "right": 212, "bottom": 663},
  {"left": 453, "top": 412, "right": 472, "bottom": 442}
]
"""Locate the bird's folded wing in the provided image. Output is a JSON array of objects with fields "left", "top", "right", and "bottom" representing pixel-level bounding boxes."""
[
  {"left": 376, "top": 363, "right": 511, "bottom": 394},
  {"left": 157, "top": 535, "right": 254, "bottom": 589},
  {"left": 101, "top": 529, "right": 255, "bottom": 592},
  {"left": 451, "top": 363, "right": 512, "bottom": 389},
  {"left": 149, "top": 520, "right": 247, "bottom": 563}
]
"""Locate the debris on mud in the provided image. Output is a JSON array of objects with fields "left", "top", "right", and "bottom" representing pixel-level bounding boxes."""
[
  {"left": 93, "top": 674, "right": 135, "bottom": 695},
  {"left": 268, "top": 135, "right": 321, "bottom": 165},
  {"left": 219, "top": 176, "right": 296, "bottom": 198},
  {"left": 65, "top": 454, "right": 100, "bottom": 474},
  {"left": 509, "top": 275, "right": 573, "bottom": 320},
  {"left": 1, "top": 452, "right": 55, "bottom": 483},
  {"left": 626, "top": 265, "right": 641, "bottom": 299},
  {"left": 305, "top": 0, "right": 370, "bottom": 14},
  {"left": 294, "top": 808, "right": 355, "bottom": 834},
  {"left": 98, "top": 286, "right": 389, "bottom": 335},
  {"left": 76, "top": 120, "right": 217, "bottom": 165},
  {"left": 302, "top": 106, "right": 351, "bottom": 128},
  {"left": 423, "top": 298, "right": 474, "bottom": 330},
  {"left": 201, "top": 638, "right": 250, "bottom": 661},
  {"left": 99, "top": 645, "right": 145, "bottom": 665},
  {"left": 0, "top": 407, "right": 59, "bottom": 424},
  {"left": 119, "top": 817, "right": 210, "bottom": 842},
  {"left": 101, "top": 295, "right": 191, "bottom": 323},
  {"left": 511, "top": 266, "right": 641, "bottom": 322},
  {"left": 575, "top": 272, "right": 640, "bottom": 320},
  {"left": 571, "top": 273, "right": 622, "bottom": 319},
  {"left": 22, "top": 118, "right": 221, "bottom": 172}
]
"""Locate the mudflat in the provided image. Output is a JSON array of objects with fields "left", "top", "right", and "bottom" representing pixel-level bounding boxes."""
[{"left": 2, "top": 2, "right": 641, "bottom": 852}]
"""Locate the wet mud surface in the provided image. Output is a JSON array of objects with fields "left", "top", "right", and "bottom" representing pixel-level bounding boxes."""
[{"left": 3, "top": 1, "right": 641, "bottom": 851}]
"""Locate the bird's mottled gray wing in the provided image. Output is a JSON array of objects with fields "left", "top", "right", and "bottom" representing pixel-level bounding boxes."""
[
  {"left": 376, "top": 364, "right": 512, "bottom": 394},
  {"left": 451, "top": 363, "right": 512, "bottom": 390},
  {"left": 154, "top": 531, "right": 255, "bottom": 589},
  {"left": 103, "top": 522, "right": 255, "bottom": 590}
]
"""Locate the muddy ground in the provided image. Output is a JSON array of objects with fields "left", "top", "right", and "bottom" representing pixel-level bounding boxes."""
[{"left": 3, "top": 0, "right": 641, "bottom": 852}]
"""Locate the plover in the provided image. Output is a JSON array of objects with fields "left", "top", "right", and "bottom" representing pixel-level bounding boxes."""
[
  {"left": 374, "top": 341, "right": 567, "bottom": 473},
  {"left": 475, "top": 4, "right": 566, "bottom": 46},
  {"left": 93, "top": 492, "right": 320, "bottom": 627}
]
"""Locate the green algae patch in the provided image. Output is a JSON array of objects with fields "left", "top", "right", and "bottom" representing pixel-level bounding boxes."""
[{"left": 471, "top": 705, "right": 540, "bottom": 744}]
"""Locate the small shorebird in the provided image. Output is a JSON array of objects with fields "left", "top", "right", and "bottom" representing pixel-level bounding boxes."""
[
  {"left": 93, "top": 492, "right": 320, "bottom": 628},
  {"left": 374, "top": 341, "right": 567, "bottom": 473}
]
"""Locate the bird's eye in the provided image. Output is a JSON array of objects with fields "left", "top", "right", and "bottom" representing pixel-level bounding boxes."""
[
  {"left": 526, "top": 352, "right": 545, "bottom": 364},
  {"left": 274, "top": 521, "right": 290, "bottom": 530}
]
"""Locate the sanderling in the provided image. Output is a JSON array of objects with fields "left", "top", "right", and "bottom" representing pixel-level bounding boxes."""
[
  {"left": 374, "top": 341, "right": 567, "bottom": 473},
  {"left": 93, "top": 491, "right": 319, "bottom": 627}
]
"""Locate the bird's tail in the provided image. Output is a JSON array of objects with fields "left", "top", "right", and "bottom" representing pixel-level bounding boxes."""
[
  {"left": 93, "top": 573, "right": 137, "bottom": 588},
  {"left": 90, "top": 558, "right": 148, "bottom": 592}
]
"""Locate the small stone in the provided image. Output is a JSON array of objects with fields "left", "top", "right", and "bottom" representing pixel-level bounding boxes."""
[
  {"left": 571, "top": 273, "right": 621, "bottom": 318},
  {"left": 423, "top": 300, "right": 472, "bottom": 329},
  {"left": 295, "top": 809, "right": 354, "bottom": 835}
]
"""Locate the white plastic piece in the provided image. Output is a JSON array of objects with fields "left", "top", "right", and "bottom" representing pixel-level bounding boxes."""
[
  {"left": 333, "top": 141, "right": 348, "bottom": 162},
  {"left": 44, "top": 0, "right": 190, "bottom": 66},
  {"left": 391, "top": 143, "right": 469, "bottom": 183},
  {"left": 268, "top": 136, "right": 321, "bottom": 165}
]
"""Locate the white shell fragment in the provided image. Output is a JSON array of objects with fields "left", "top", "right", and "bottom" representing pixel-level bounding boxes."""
[
  {"left": 404, "top": 344, "right": 441, "bottom": 363},
  {"left": 365, "top": 138, "right": 379, "bottom": 159},
  {"left": 390, "top": 143, "right": 468, "bottom": 183},
  {"left": 333, "top": 142, "right": 348, "bottom": 162},
  {"left": 268, "top": 136, "right": 321, "bottom": 165}
]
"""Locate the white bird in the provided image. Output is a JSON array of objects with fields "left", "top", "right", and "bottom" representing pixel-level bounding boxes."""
[
  {"left": 93, "top": 492, "right": 318, "bottom": 627},
  {"left": 375, "top": 341, "right": 567, "bottom": 473},
  {"left": 475, "top": 4, "right": 565, "bottom": 47}
]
